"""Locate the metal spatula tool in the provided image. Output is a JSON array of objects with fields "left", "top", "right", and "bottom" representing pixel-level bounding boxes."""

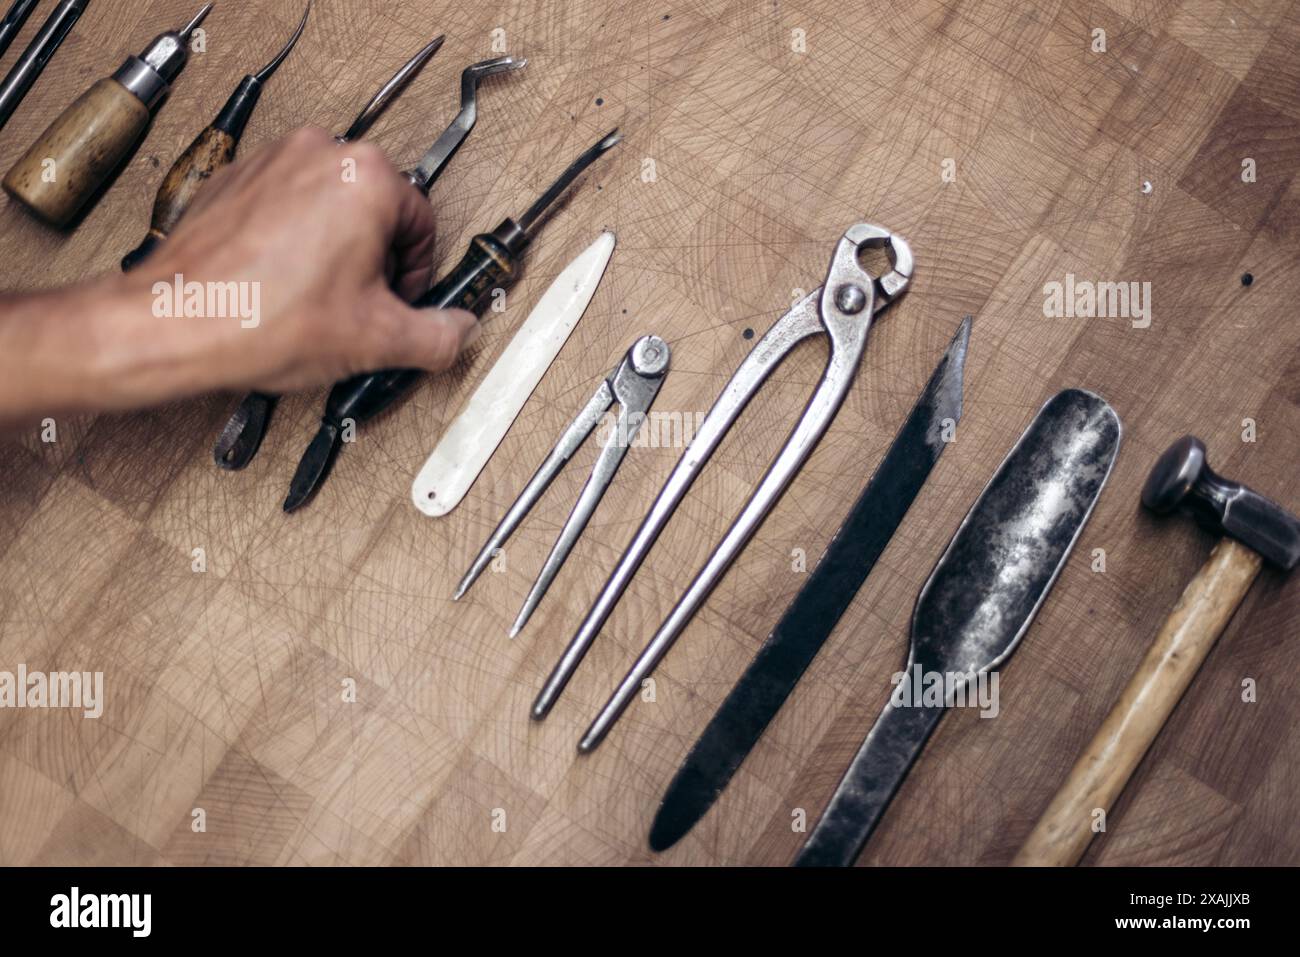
[{"left": 795, "top": 388, "right": 1122, "bottom": 867}]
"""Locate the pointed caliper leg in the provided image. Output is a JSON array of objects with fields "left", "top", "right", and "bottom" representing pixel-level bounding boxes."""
[{"left": 510, "top": 336, "right": 670, "bottom": 636}]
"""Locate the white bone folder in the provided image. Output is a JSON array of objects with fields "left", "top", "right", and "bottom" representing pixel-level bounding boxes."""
[{"left": 412, "top": 230, "right": 616, "bottom": 517}]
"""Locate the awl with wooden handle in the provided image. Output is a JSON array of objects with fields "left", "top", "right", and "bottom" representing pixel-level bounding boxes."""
[
  {"left": 120, "top": 2, "right": 310, "bottom": 271},
  {"left": 1014, "top": 436, "right": 1300, "bottom": 866},
  {"left": 3, "top": 3, "right": 213, "bottom": 228}
]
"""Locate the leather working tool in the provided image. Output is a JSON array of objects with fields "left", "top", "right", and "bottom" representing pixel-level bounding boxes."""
[
  {"left": 795, "top": 388, "right": 1121, "bottom": 866},
  {"left": 531, "top": 223, "right": 914, "bottom": 749},
  {"left": 454, "top": 335, "right": 671, "bottom": 637},
  {"left": 3, "top": 3, "right": 212, "bottom": 226},
  {"left": 650, "top": 316, "right": 971, "bottom": 852},
  {"left": 411, "top": 230, "right": 617, "bottom": 519}
]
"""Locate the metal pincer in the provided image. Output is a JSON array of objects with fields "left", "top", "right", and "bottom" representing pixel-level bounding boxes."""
[{"left": 531, "top": 224, "right": 913, "bottom": 750}]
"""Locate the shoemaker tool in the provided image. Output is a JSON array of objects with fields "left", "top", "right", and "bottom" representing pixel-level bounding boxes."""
[
  {"left": 454, "top": 335, "right": 671, "bottom": 637},
  {"left": 0, "top": 0, "right": 86, "bottom": 133},
  {"left": 795, "top": 389, "right": 1121, "bottom": 867},
  {"left": 3, "top": 3, "right": 213, "bottom": 227},
  {"left": 412, "top": 230, "right": 616, "bottom": 518},
  {"left": 531, "top": 223, "right": 914, "bottom": 744},
  {"left": 119, "top": 2, "right": 312, "bottom": 271},
  {"left": 1015, "top": 436, "right": 1298, "bottom": 867},
  {"left": 212, "top": 44, "right": 528, "bottom": 471},
  {"left": 650, "top": 316, "right": 971, "bottom": 853},
  {"left": 332, "top": 36, "right": 444, "bottom": 144},
  {"left": 281, "top": 129, "right": 622, "bottom": 514}
]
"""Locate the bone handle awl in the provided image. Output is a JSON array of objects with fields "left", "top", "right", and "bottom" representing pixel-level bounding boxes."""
[{"left": 1013, "top": 537, "right": 1261, "bottom": 866}]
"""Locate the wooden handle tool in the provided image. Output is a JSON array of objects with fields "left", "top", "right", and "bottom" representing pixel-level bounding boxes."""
[
  {"left": 121, "top": 3, "right": 309, "bottom": 270},
  {"left": 1014, "top": 436, "right": 1299, "bottom": 866},
  {"left": 2, "top": 3, "right": 212, "bottom": 228}
]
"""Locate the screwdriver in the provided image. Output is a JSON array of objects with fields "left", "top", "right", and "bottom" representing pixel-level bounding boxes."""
[
  {"left": 120, "top": 2, "right": 311, "bottom": 271},
  {"left": 3, "top": 3, "right": 213, "bottom": 227},
  {"left": 283, "top": 128, "right": 624, "bottom": 513}
]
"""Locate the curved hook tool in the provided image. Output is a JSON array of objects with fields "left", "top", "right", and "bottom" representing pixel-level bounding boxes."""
[{"left": 253, "top": 2, "right": 311, "bottom": 83}]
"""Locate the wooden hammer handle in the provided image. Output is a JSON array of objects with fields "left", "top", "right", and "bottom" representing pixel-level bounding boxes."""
[{"left": 1013, "top": 537, "right": 1262, "bottom": 866}]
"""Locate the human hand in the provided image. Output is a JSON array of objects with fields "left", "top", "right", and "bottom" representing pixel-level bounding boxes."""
[{"left": 99, "top": 126, "right": 477, "bottom": 406}]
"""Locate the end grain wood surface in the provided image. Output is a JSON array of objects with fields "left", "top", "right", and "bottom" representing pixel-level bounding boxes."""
[{"left": 0, "top": 0, "right": 1296, "bottom": 866}]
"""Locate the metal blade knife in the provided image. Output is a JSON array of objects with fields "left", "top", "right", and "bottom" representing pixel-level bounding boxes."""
[{"left": 649, "top": 315, "right": 971, "bottom": 853}]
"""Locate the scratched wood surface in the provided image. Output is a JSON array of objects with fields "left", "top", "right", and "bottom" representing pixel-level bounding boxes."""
[{"left": 0, "top": 0, "right": 1296, "bottom": 867}]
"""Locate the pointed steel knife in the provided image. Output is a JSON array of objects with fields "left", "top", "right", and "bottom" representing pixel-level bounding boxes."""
[
  {"left": 649, "top": 316, "right": 972, "bottom": 853},
  {"left": 794, "top": 388, "right": 1122, "bottom": 866}
]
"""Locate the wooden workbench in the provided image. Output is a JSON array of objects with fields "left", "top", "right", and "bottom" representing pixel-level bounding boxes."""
[{"left": 0, "top": 0, "right": 1296, "bottom": 866}]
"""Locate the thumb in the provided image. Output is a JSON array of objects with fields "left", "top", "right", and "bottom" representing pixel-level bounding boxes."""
[{"left": 365, "top": 295, "right": 480, "bottom": 373}]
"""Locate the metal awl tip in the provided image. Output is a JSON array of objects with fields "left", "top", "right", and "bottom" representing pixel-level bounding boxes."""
[
  {"left": 254, "top": 1, "right": 311, "bottom": 81},
  {"left": 180, "top": 2, "right": 214, "bottom": 41}
]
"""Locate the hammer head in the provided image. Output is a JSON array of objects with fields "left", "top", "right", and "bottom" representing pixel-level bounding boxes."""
[{"left": 1142, "top": 436, "right": 1300, "bottom": 570}]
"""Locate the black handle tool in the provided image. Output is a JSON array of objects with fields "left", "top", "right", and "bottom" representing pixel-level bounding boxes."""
[
  {"left": 282, "top": 128, "right": 623, "bottom": 513},
  {"left": 121, "top": 2, "right": 311, "bottom": 271},
  {"left": 0, "top": 0, "right": 89, "bottom": 133},
  {"left": 0, "top": 0, "right": 40, "bottom": 61}
]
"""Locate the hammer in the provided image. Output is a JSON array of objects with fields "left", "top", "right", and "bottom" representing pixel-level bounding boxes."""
[{"left": 1014, "top": 436, "right": 1300, "bottom": 866}]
